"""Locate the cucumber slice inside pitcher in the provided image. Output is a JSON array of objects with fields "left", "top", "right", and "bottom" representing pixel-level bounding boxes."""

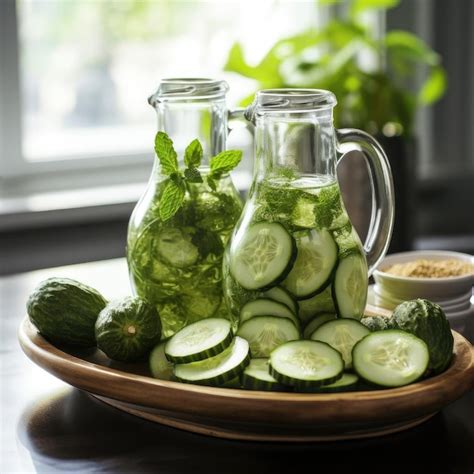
[
  {"left": 282, "top": 229, "right": 338, "bottom": 299},
  {"left": 263, "top": 286, "right": 299, "bottom": 315},
  {"left": 333, "top": 252, "right": 368, "bottom": 319},
  {"left": 240, "top": 298, "right": 299, "bottom": 328},
  {"left": 230, "top": 222, "right": 296, "bottom": 290}
]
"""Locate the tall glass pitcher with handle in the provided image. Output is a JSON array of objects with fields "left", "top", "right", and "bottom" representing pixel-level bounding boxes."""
[
  {"left": 127, "top": 78, "right": 243, "bottom": 338},
  {"left": 223, "top": 89, "right": 394, "bottom": 337}
]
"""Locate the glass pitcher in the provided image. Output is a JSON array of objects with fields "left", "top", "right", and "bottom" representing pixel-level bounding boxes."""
[
  {"left": 223, "top": 89, "right": 394, "bottom": 334},
  {"left": 127, "top": 78, "right": 243, "bottom": 338}
]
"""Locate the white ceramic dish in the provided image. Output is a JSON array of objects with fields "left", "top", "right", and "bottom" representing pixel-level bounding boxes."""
[
  {"left": 373, "top": 251, "right": 474, "bottom": 301},
  {"left": 373, "top": 285, "right": 473, "bottom": 313}
]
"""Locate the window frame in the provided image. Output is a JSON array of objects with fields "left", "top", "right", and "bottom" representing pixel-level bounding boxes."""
[{"left": 0, "top": 0, "right": 152, "bottom": 185}]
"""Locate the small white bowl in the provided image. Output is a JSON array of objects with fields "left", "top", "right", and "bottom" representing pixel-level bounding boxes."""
[{"left": 373, "top": 250, "right": 474, "bottom": 301}]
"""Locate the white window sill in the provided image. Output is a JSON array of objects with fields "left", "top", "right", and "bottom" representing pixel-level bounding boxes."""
[{"left": 0, "top": 170, "right": 252, "bottom": 231}]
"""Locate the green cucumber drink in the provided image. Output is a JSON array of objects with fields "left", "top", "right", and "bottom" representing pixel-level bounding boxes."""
[
  {"left": 128, "top": 175, "right": 242, "bottom": 338},
  {"left": 127, "top": 79, "right": 246, "bottom": 338},
  {"left": 224, "top": 176, "right": 368, "bottom": 324},
  {"left": 223, "top": 89, "right": 394, "bottom": 336}
]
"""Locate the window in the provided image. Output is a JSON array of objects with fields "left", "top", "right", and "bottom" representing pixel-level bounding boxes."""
[{"left": 0, "top": 0, "right": 325, "bottom": 185}]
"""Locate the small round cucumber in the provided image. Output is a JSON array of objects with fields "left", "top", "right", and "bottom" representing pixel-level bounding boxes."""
[
  {"left": 149, "top": 341, "right": 174, "bottom": 380},
  {"left": 263, "top": 286, "right": 299, "bottom": 315},
  {"left": 269, "top": 340, "right": 344, "bottom": 389},
  {"left": 318, "top": 373, "right": 360, "bottom": 392},
  {"left": 230, "top": 222, "right": 296, "bottom": 290},
  {"left": 311, "top": 319, "right": 370, "bottom": 369},
  {"left": 174, "top": 336, "right": 250, "bottom": 386},
  {"left": 352, "top": 330, "right": 429, "bottom": 387},
  {"left": 240, "top": 298, "right": 299, "bottom": 327},
  {"left": 165, "top": 318, "right": 232, "bottom": 363},
  {"left": 333, "top": 252, "right": 368, "bottom": 319},
  {"left": 241, "top": 358, "right": 288, "bottom": 391},
  {"left": 282, "top": 229, "right": 338, "bottom": 299},
  {"left": 237, "top": 316, "right": 300, "bottom": 358},
  {"left": 303, "top": 313, "right": 337, "bottom": 339}
]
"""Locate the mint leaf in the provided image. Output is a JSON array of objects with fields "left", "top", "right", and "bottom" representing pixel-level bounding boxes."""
[
  {"left": 207, "top": 176, "right": 217, "bottom": 191},
  {"left": 184, "top": 167, "right": 203, "bottom": 183},
  {"left": 155, "top": 132, "right": 178, "bottom": 175},
  {"left": 210, "top": 150, "right": 243, "bottom": 175},
  {"left": 184, "top": 139, "right": 203, "bottom": 169},
  {"left": 159, "top": 178, "right": 185, "bottom": 221}
]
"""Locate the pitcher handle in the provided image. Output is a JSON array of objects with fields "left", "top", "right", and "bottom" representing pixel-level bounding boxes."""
[
  {"left": 228, "top": 108, "right": 255, "bottom": 135},
  {"left": 336, "top": 128, "right": 395, "bottom": 276}
]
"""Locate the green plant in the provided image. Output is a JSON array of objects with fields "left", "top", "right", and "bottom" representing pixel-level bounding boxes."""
[{"left": 224, "top": 0, "right": 446, "bottom": 137}]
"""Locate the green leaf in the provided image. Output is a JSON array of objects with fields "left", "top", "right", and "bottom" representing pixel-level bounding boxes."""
[
  {"left": 159, "top": 178, "right": 185, "bottom": 221},
  {"left": 351, "top": 0, "right": 399, "bottom": 17},
  {"left": 418, "top": 66, "right": 447, "bottom": 105},
  {"left": 210, "top": 150, "right": 243, "bottom": 175},
  {"left": 184, "top": 138, "right": 203, "bottom": 168},
  {"left": 385, "top": 31, "right": 439, "bottom": 66},
  {"left": 207, "top": 176, "right": 217, "bottom": 192},
  {"left": 184, "top": 167, "right": 203, "bottom": 183},
  {"left": 154, "top": 132, "right": 178, "bottom": 175}
]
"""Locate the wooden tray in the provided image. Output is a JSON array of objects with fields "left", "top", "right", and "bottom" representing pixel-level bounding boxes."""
[{"left": 18, "top": 316, "right": 474, "bottom": 442}]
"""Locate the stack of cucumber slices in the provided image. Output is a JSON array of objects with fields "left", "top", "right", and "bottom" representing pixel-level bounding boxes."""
[
  {"left": 149, "top": 315, "right": 430, "bottom": 392},
  {"left": 148, "top": 224, "right": 435, "bottom": 391}
]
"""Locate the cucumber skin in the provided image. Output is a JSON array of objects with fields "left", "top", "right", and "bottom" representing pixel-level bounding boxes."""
[
  {"left": 270, "top": 365, "right": 343, "bottom": 389},
  {"left": 241, "top": 372, "right": 289, "bottom": 392},
  {"left": 291, "top": 266, "right": 336, "bottom": 301},
  {"left": 165, "top": 319, "right": 233, "bottom": 364},
  {"left": 231, "top": 224, "right": 298, "bottom": 292},
  {"left": 174, "top": 351, "right": 251, "bottom": 387},
  {"left": 27, "top": 277, "right": 107, "bottom": 347}
]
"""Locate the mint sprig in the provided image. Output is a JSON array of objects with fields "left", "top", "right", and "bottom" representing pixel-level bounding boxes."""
[
  {"left": 207, "top": 150, "right": 243, "bottom": 191},
  {"left": 153, "top": 132, "right": 242, "bottom": 220}
]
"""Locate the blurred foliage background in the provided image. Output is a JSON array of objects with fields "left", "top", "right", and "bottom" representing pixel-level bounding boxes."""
[{"left": 225, "top": 0, "right": 446, "bottom": 137}]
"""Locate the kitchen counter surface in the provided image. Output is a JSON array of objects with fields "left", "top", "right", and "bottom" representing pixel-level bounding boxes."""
[{"left": 1, "top": 259, "right": 473, "bottom": 474}]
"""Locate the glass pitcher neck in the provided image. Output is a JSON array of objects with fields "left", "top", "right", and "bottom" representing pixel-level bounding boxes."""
[
  {"left": 148, "top": 78, "right": 229, "bottom": 167},
  {"left": 247, "top": 89, "right": 338, "bottom": 181}
]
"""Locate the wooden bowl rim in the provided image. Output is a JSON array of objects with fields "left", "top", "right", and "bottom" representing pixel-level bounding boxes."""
[{"left": 19, "top": 317, "right": 474, "bottom": 403}]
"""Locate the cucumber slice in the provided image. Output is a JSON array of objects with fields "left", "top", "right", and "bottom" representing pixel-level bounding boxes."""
[
  {"left": 333, "top": 252, "right": 368, "bottom": 319},
  {"left": 303, "top": 313, "right": 337, "bottom": 339},
  {"left": 352, "top": 330, "right": 430, "bottom": 387},
  {"left": 310, "top": 319, "right": 370, "bottom": 369},
  {"left": 174, "top": 336, "right": 250, "bottom": 386},
  {"left": 156, "top": 227, "right": 199, "bottom": 268},
  {"left": 263, "top": 286, "right": 299, "bottom": 315},
  {"left": 282, "top": 229, "right": 338, "bottom": 299},
  {"left": 230, "top": 222, "right": 296, "bottom": 290},
  {"left": 241, "top": 358, "right": 288, "bottom": 391},
  {"left": 298, "top": 285, "right": 336, "bottom": 323},
  {"left": 165, "top": 318, "right": 232, "bottom": 363},
  {"left": 269, "top": 340, "right": 344, "bottom": 388},
  {"left": 237, "top": 316, "right": 300, "bottom": 357},
  {"left": 240, "top": 298, "right": 299, "bottom": 328},
  {"left": 318, "top": 373, "right": 360, "bottom": 392},
  {"left": 149, "top": 341, "right": 174, "bottom": 380}
]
